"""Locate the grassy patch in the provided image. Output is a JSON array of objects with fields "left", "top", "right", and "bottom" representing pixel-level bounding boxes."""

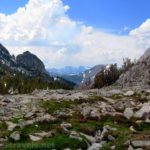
[
  {"left": 88, "top": 96, "right": 106, "bottom": 103},
  {"left": 40, "top": 99, "right": 80, "bottom": 114},
  {"left": 108, "top": 94, "right": 123, "bottom": 100},
  {"left": 101, "top": 121, "right": 129, "bottom": 150},
  {"left": 0, "top": 121, "right": 9, "bottom": 138},
  {"left": 71, "top": 120, "right": 103, "bottom": 135},
  {"left": 133, "top": 122, "right": 150, "bottom": 131}
]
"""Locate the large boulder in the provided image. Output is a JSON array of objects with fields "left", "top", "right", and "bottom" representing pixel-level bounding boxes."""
[{"left": 134, "top": 102, "right": 150, "bottom": 118}]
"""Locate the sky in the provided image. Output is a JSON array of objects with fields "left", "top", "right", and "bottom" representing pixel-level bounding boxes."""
[{"left": 0, "top": 0, "right": 150, "bottom": 68}]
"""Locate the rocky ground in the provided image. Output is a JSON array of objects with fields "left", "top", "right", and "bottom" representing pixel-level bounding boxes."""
[{"left": 0, "top": 87, "right": 150, "bottom": 150}]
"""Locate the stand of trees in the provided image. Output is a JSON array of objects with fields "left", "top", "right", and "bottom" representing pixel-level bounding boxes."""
[
  {"left": 0, "top": 75, "right": 73, "bottom": 94},
  {"left": 93, "top": 58, "right": 135, "bottom": 89}
]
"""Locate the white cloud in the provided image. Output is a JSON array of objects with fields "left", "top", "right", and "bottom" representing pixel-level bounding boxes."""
[
  {"left": 0, "top": 0, "right": 150, "bottom": 68},
  {"left": 130, "top": 19, "right": 150, "bottom": 50}
]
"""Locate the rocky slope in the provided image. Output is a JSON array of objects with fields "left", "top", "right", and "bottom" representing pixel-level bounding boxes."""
[
  {"left": 1, "top": 87, "right": 149, "bottom": 150},
  {"left": 117, "top": 48, "right": 150, "bottom": 87}
]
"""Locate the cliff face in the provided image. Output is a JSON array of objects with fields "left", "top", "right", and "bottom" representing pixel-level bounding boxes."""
[{"left": 117, "top": 48, "right": 150, "bottom": 87}]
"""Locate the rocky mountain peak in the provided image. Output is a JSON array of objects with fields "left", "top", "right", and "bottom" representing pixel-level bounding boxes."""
[{"left": 16, "top": 51, "right": 47, "bottom": 75}]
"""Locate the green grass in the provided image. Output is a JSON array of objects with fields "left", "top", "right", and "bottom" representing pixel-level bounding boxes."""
[
  {"left": 0, "top": 121, "right": 9, "bottom": 138},
  {"left": 40, "top": 99, "right": 80, "bottom": 114},
  {"left": 4, "top": 134, "right": 87, "bottom": 150},
  {"left": 101, "top": 121, "right": 129, "bottom": 150},
  {"left": 133, "top": 122, "right": 150, "bottom": 131},
  {"left": 88, "top": 95, "right": 106, "bottom": 103}
]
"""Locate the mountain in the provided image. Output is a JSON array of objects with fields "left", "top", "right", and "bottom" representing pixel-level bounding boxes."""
[
  {"left": 48, "top": 66, "right": 89, "bottom": 75},
  {"left": 16, "top": 51, "right": 47, "bottom": 74},
  {"left": 80, "top": 64, "right": 106, "bottom": 88},
  {"left": 0, "top": 44, "right": 74, "bottom": 94},
  {"left": 117, "top": 48, "right": 150, "bottom": 87}
]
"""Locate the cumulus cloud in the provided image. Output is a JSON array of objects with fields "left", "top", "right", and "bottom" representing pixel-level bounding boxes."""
[{"left": 0, "top": 0, "right": 150, "bottom": 68}]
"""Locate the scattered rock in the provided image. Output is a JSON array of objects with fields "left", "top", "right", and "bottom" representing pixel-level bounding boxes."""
[
  {"left": 134, "top": 102, "right": 150, "bottom": 118},
  {"left": 90, "top": 109, "right": 100, "bottom": 119},
  {"left": 108, "top": 135, "right": 115, "bottom": 141},
  {"left": 128, "top": 145, "right": 134, "bottom": 150},
  {"left": 69, "top": 133, "right": 82, "bottom": 142},
  {"left": 81, "top": 107, "right": 92, "bottom": 119},
  {"left": 131, "top": 140, "right": 150, "bottom": 147},
  {"left": 111, "top": 145, "right": 116, "bottom": 150},
  {"left": 87, "top": 143, "right": 102, "bottom": 150},
  {"left": 61, "top": 122, "right": 72, "bottom": 133},
  {"left": 113, "top": 101, "right": 124, "bottom": 111},
  {"left": 6, "top": 121, "right": 17, "bottom": 131},
  {"left": 36, "top": 114, "right": 56, "bottom": 122},
  {"left": 29, "top": 134, "right": 43, "bottom": 142},
  {"left": 124, "top": 91, "right": 135, "bottom": 97},
  {"left": 100, "top": 127, "right": 108, "bottom": 141},
  {"left": 80, "top": 133, "right": 96, "bottom": 144},
  {"left": 25, "top": 112, "right": 34, "bottom": 118},
  {"left": 129, "top": 126, "right": 136, "bottom": 132},
  {"left": 29, "top": 131, "right": 52, "bottom": 141},
  {"left": 10, "top": 131, "right": 20, "bottom": 141},
  {"left": 123, "top": 108, "right": 134, "bottom": 120}
]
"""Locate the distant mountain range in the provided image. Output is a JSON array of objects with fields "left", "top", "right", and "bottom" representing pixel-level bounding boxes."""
[
  {"left": 48, "top": 66, "right": 90, "bottom": 75},
  {"left": 48, "top": 65, "right": 106, "bottom": 86}
]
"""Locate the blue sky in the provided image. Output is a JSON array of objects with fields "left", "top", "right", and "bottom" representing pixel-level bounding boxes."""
[
  {"left": 1, "top": 0, "right": 150, "bottom": 34},
  {"left": 0, "top": 0, "right": 150, "bottom": 68}
]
